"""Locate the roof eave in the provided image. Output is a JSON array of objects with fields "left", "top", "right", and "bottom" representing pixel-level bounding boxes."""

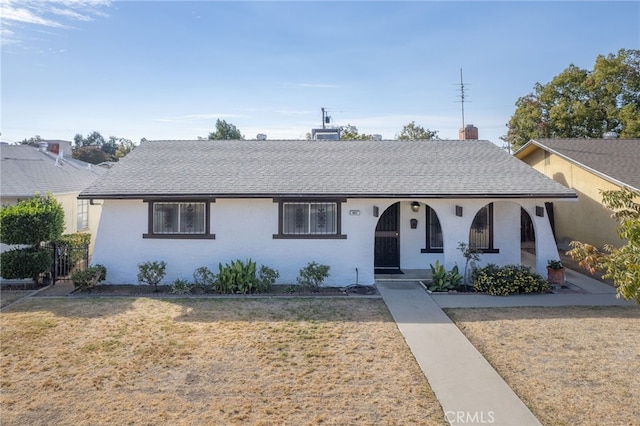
[{"left": 78, "top": 192, "right": 578, "bottom": 200}]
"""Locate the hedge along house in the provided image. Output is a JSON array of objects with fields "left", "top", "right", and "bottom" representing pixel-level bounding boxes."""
[{"left": 79, "top": 139, "right": 577, "bottom": 286}]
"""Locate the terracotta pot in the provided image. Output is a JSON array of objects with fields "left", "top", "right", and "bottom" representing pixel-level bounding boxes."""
[{"left": 547, "top": 267, "right": 565, "bottom": 285}]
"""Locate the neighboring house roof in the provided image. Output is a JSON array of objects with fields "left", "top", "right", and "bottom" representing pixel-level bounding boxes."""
[
  {"left": 514, "top": 138, "right": 640, "bottom": 191},
  {"left": 80, "top": 139, "right": 576, "bottom": 199},
  {"left": 1, "top": 144, "right": 107, "bottom": 198}
]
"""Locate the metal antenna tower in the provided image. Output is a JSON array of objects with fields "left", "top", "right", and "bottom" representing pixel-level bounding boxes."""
[{"left": 458, "top": 68, "right": 467, "bottom": 130}]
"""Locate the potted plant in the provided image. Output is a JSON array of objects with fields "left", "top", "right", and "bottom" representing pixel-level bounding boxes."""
[{"left": 546, "top": 259, "right": 565, "bottom": 285}]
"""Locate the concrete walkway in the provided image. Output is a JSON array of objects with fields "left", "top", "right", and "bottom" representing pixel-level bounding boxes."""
[
  {"left": 377, "top": 281, "right": 542, "bottom": 426},
  {"left": 376, "top": 264, "right": 636, "bottom": 426}
]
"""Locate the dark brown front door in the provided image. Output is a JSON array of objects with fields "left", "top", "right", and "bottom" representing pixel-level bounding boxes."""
[{"left": 375, "top": 203, "right": 400, "bottom": 269}]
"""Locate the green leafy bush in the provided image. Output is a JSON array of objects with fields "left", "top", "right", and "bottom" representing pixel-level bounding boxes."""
[
  {"left": 0, "top": 247, "right": 52, "bottom": 282},
  {"left": 0, "top": 194, "right": 64, "bottom": 245},
  {"left": 474, "top": 264, "right": 551, "bottom": 296},
  {"left": 171, "top": 279, "right": 192, "bottom": 295},
  {"left": 70, "top": 265, "right": 107, "bottom": 290},
  {"left": 297, "top": 262, "right": 330, "bottom": 291},
  {"left": 137, "top": 261, "right": 167, "bottom": 292},
  {"left": 216, "top": 259, "right": 258, "bottom": 294},
  {"left": 257, "top": 265, "right": 279, "bottom": 293},
  {"left": 427, "top": 260, "right": 463, "bottom": 292},
  {"left": 193, "top": 266, "right": 216, "bottom": 290}
]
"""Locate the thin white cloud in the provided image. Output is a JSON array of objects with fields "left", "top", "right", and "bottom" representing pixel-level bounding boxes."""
[
  {"left": 0, "top": 5, "right": 69, "bottom": 28},
  {"left": 0, "top": 0, "right": 112, "bottom": 45}
]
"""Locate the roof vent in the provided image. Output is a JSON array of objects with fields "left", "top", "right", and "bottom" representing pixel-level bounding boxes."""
[
  {"left": 603, "top": 131, "right": 618, "bottom": 139},
  {"left": 371, "top": 134, "right": 382, "bottom": 141},
  {"left": 256, "top": 133, "right": 267, "bottom": 140},
  {"left": 38, "top": 141, "right": 48, "bottom": 152}
]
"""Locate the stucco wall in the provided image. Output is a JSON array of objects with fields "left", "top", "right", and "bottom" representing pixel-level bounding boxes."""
[
  {"left": 521, "top": 151, "right": 620, "bottom": 248},
  {"left": 92, "top": 197, "right": 560, "bottom": 286}
]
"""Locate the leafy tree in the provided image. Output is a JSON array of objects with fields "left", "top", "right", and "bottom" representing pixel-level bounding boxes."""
[
  {"left": 72, "top": 146, "right": 114, "bottom": 164},
  {"left": 208, "top": 119, "right": 244, "bottom": 140},
  {"left": 339, "top": 124, "right": 374, "bottom": 140},
  {"left": 507, "top": 49, "right": 640, "bottom": 150},
  {"left": 72, "top": 132, "right": 138, "bottom": 163},
  {"left": 74, "top": 131, "right": 106, "bottom": 148},
  {"left": 20, "top": 135, "right": 43, "bottom": 146},
  {"left": 568, "top": 187, "right": 640, "bottom": 303},
  {"left": 396, "top": 121, "right": 439, "bottom": 140},
  {"left": 116, "top": 138, "right": 137, "bottom": 159}
]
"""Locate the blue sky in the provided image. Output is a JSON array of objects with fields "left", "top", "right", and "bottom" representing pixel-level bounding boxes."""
[{"left": 2, "top": 1, "right": 639, "bottom": 146}]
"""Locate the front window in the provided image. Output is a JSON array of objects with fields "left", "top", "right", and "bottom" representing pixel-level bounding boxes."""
[
  {"left": 274, "top": 199, "right": 346, "bottom": 239},
  {"left": 422, "top": 205, "right": 443, "bottom": 253},
  {"left": 144, "top": 200, "right": 214, "bottom": 239},
  {"left": 77, "top": 199, "right": 89, "bottom": 231},
  {"left": 469, "top": 203, "right": 498, "bottom": 253}
]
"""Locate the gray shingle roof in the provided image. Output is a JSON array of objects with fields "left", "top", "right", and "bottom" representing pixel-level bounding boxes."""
[
  {"left": 522, "top": 139, "right": 640, "bottom": 191},
  {"left": 1, "top": 144, "right": 106, "bottom": 198},
  {"left": 79, "top": 139, "right": 577, "bottom": 199}
]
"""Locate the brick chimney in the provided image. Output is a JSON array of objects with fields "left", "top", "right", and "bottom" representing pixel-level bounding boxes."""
[{"left": 459, "top": 124, "right": 478, "bottom": 140}]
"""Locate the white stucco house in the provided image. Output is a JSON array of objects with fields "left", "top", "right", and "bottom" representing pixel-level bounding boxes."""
[{"left": 79, "top": 139, "right": 577, "bottom": 286}]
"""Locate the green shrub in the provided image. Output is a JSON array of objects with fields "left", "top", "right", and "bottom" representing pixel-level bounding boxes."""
[
  {"left": 257, "top": 265, "right": 279, "bottom": 293},
  {"left": 137, "top": 261, "right": 167, "bottom": 292},
  {"left": 193, "top": 266, "right": 216, "bottom": 290},
  {"left": 0, "top": 247, "right": 52, "bottom": 283},
  {"left": 70, "top": 265, "right": 106, "bottom": 290},
  {"left": 427, "top": 261, "right": 463, "bottom": 292},
  {"left": 171, "top": 279, "right": 192, "bottom": 295},
  {"left": 297, "top": 262, "right": 330, "bottom": 291},
  {"left": 215, "top": 259, "right": 258, "bottom": 294},
  {"left": 474, "top": 264, "right": 551, "bottom": 296},
  {"left": 0, "top": 194, "right": 64, "bottom": 245}
]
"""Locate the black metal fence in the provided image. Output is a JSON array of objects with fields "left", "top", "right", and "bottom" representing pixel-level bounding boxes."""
[{"left": 40, "top": 242, "right": 89, "bottom": 284}]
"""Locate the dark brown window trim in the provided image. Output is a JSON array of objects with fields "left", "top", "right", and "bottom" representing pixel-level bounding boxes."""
[
  {"left": 421, "top": 248, "right": 444, "bottom": 254},
  {"left": 273, "top": 198, "right": 347, "bottom": 239},
  {"left": 143, "top": 199, "right": 215, "bottom": 240}
]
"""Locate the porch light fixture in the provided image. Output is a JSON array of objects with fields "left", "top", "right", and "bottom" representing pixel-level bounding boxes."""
[
  {"left": 455, "top": 205, "right": 463, "bottom": 217},
  {"left": 411, "top": 202, "right": 420, "bottom": 212},
  {"left": 373, "top": 206, "right": 379, "bottom": 217},
  {"left": 536, "top": 206, "right": 545, "bottom": 217}
]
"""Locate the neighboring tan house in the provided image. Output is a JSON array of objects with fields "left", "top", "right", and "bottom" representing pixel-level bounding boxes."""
[
  {"left": 79, "top": 139, "right": 576, "bottom": 286},
  {"left": 514, "top": 138, "right": 640, "bottom": 249},
  {"left": 0, "top": 141, "right": 106, "bottom": 258}
]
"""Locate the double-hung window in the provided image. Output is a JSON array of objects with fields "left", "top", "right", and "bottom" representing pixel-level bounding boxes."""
[
  {"left": 469, "top": 203, "right": 498, "bottom": 253},
  {"left": 144, "top": 200, "right": 215, "bottom": 239},
  {"left": 274, "top": 199, "right": 346, "bottom": 239},
  {"left": 77, "top": 199, "right": 89, "bottom": 231}
]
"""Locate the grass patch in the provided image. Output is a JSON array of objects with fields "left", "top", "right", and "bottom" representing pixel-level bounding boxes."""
[
  {"left": 0, "top": 290, "right": 33, "bottom": 309},
  {"left": 446, "top": 306, "right": 640, "bottom": 426},
  {"left": 1, "top": 297, "right": 445, "bottom": 425}
]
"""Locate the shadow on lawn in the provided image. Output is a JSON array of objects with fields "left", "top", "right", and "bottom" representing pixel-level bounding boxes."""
[
  {"left": 168, "top": 297, "right": 394, "bottom": 324},
  {"left": 2, "top": 296, "right": 394, "bottom": 324}
]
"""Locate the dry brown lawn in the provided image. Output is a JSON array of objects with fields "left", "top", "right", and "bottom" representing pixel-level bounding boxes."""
[
  {"left": 1, "top": 297, "right": 445, "bottom": 425},
  {"left": 446, "top": 306, "right": 640, "bottom": 426}
]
